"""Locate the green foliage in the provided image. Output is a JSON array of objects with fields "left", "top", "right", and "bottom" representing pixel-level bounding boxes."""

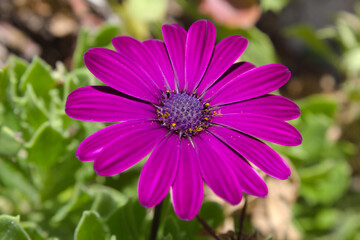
[
  {"left": 273, "top": 94, "right": 357, "bottom": 240},
  {"left": 198, "top": 202, "right": 225, "bottom": 229},
  {"left": 285, "top": 25, "right": 338, "bottom": 65},
  {"left": 0, "top": 215, "right": 31, "bottom": 240},
  {"left": 0, "top": 24, "right": 131, "bottom": 239},
  {"left": 72, "top": 24, "right": 120, "bottom": 69},
  {"left": 0, "top": 126, "right": 22, "bottom": 157},
  {"left": 194, "top": 24, "right": 277, "bottom": 66},
  {"left": 319, "top": 10, "right": 360, "bottom": 78},
  {"left": 20, "top": 57, "right": 55, "bottom": 103},
  {"left": 26, "top": 123, "right": 65, "bottom": 170},
  {"left": 74, "top": 211, "right": 108, "bottom": 240},
  {"left": 106, "top": 199, "right": 147, "bottom": 240},
  {"left": 260, "top": 0, "right": 291, "bottom": 12}
]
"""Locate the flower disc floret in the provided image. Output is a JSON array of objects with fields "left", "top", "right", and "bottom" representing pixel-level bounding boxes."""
[{"left": 158, "top": 92, "right": 211, "bottom": 136}]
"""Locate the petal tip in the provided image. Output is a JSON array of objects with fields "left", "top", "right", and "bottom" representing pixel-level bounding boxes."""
[
  {"left": 228, "top": 195, "right": 243, "bottom": 205},
  {"left": 94, "top": 169, "right": 114, "bottom": 177},
  {"left": 280, "top": 172, "right": 292, "bottom": 181},
  {"left": 178, "top": 215, "right": 196, "bottom": 221},
  {"left": 175, "top": 210, "right": 198, "bottom": 221},
  {"left": 276, "top": 166, "right": 292, "bottom": 180},
  {"left": 138, "top": 195, "right": 157, "bottom": 208},
  {"left": 138, "top": 199, "right": 152, "bottom": 208},
  {"left": 293, "top": 132, "right": 303, "bottom": 146}
]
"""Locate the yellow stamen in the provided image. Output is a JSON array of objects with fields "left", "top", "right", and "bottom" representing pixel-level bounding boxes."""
[
  {"left": 205, "top": 103, "right": 210, "bottom": 108},
  {"left": 172, "top": 123, "right": 176, "bottom": 128}
]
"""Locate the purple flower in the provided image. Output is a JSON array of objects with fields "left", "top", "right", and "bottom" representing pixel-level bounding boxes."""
[{"left": 65, "top": 20, "right": 302, "bottom": 220}]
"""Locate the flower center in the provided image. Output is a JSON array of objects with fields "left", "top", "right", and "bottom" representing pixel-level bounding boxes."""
[{"left": 158, "top": 92, "right": 211, "bottom": 137}]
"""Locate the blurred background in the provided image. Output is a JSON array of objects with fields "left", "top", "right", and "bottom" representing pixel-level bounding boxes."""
[{"left": 0, "top": 0, "right": 360, "bottom": 239}]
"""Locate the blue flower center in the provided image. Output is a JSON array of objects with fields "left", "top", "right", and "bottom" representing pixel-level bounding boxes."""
[{"left": 158, "top": 92, "right": 211, "bottom": 137}]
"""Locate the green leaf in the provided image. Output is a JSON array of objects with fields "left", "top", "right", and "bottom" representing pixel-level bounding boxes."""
[
  {"left": 8, "top": 55, "right": 28, "bottom": 82},
  {"left": 162, "top": 234, "right": 173, "bottom": 240},
  {"left": 343, "top": 47, "right": 360, "bottom": 77},
  {"left": 26, "top": 123, "right": 64, "bottom": 170},
  {"left": 285, "top": 25, "right": 337, "bottom": 64},
  {"left": 19, "top": 57, "right": 55, "bottom": 102},
  {"left": 22, "top": 222, "right": 48, "bottom": 240},
  {"left": 106, "top": 199, "right": 147, "bottom": 240},
  {"left": 40, "top": 148, "right": 81, "bottom": 200},
  {"left": 295, "top": 114, "right": 332, "bottom": 162},
  {"left": 91, "top": 188, "right": 123, "bottom": 218},
  {"left": 51, "top": 184, "right": 93, "bottom": 223},
  {"left": 261, "top": 0, "right": 290, "bottom": 12},
  {"left": 6, "top": 55, "right": 28, "bottom": 99},
  {"left": 20, "top": 85, "right": 48, "bottom": 133},
  {"left": 63, "top": 68, "right": 94, "bottom": 101},
  {"left": 72, "top": 24, "right": 120, "bottom": 69},
  {"left": 300, "top": 159, "right": 350, "bottom": 205},
  {"left": 298, "top": 94, "right": 338, "bottom": 118},
  {"left": 74, "top": 211, "right": 107, "bottom": 240},
  {"left": 0, "top": 215, "right": 31, "bottom": 240},
  {"left": 0, "top": 126, "right": 22, "bottom": 157},
  {"left": 336, "top": 16, "right": 358, "bottom": 50},
  {"left": 0, "top": 158, "right": 39, "bottom": 203},
  {"left": 314, "top": 208, "right": 340, "bottom": 230},
  {"left": 218, "top": 27, "right": 278, "bottom": 66},
  {"left": 0, "top": 67, "right": 9, "bottom": 103},
  {"left": 199, "top": 201, "right": 225, "bottom": 229},
  {"left": 72, "top": 28, "right": 91, "bottom": 69},
  {"left": 336, "top": 213, "right": 360, "bottom": 240},
  {"left": 163, "top": 216, "right": 184, "bottom": 240},
  {"left": 92, "top": 24, "right": 120, "bottom": 47}
]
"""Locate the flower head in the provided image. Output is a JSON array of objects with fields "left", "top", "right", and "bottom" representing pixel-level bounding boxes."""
[{"left": 65, "top": 20, "right": 302, "bottom": 220}]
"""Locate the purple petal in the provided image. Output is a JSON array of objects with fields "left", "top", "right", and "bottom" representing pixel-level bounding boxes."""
[
  {"left": 84, "top": 48, "right": 160, "bottom": 103},
  {"left": 211, "top": 113, "right": 302, "bottom": 146},
  {"left": 77, "top": 120, "right": 161, "bottom": 162},
  {"left": 138, "top": 134, "right": 180, "bottom": 207},
  {"left": 112, "top": 36, "right": 169, "bottom": 91},
  {"left": 172, "top": 138, "right": 203, "bottom": 220},
  {"left": 196, "top": 36, "right": 248, "bottom": 95},
  {"left": 226, "top": 154, "right": 268, "bottom": 197},
  {"left": 93, "top": 121, "right": 168, "bottom": 176},
  {"left": 185, "top": 20, "right": 216, "bottom": 93},
  {"left": 162, "top": 24, "right": 187, "bottom": 91},
  {"left": 216, "top": 94, "right": 300, "bottom": 121},
  {"left": 197, "top": 131, "right": 267, "bottom": 198},
  {"left": 193, "top": 132, "right": 243, "bottom": 205},
  {"left": 202, "top": 62, "right": 255, "bottom": 99},
  {"left": 65, "top": 86, "right": 156, "bottom": 122},
  {"left": 143, "top": 39, "right": 175, "bottom": 90},
  {"left": 209, "top": 125, "right": 291, "bottom": 180},
  {"left": 206, "top": 64, "right": 291, "bottom": 105}
]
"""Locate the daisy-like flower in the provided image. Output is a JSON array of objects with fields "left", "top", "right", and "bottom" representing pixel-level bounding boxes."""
[{"left": 65, "top": 20, "right": 302, "bottom": 220}]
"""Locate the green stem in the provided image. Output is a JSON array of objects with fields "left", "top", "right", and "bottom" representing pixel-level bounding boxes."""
[
  {"left": 196, "top": 215, "right": 221, "bottom": 240},
  {"left": 237, "top": 198, "right": 247, "bottom": 240},
  {"left": 149, "top": 201, "right": 163, "bottom": 240}
]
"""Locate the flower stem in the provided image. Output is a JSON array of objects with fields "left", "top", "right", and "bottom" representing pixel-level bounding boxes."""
[
  {"left": 149, "top": 201, "right": 163, "bottom": 240},
  {"left": 196, "top": 215, "right": 221, "bottom": 240},
  {"left": 237, "top": 197, "right": 247, "bottom": 240}
]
